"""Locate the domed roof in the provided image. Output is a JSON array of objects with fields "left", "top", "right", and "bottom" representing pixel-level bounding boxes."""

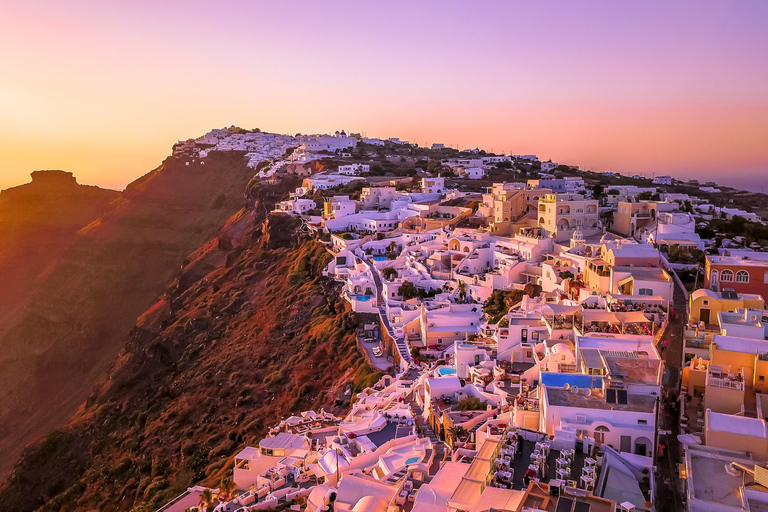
[{"left": 352, "top": 496, "right": 388, "bottom": 512}]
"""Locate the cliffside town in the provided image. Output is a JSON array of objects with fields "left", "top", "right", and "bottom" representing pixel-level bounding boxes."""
[{"left": 3, "top": 127, "right": 768, "bottom": 512}]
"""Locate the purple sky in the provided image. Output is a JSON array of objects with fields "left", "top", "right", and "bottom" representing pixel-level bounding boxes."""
[{"left": 1, "top": 1, "right": 767, "bottom": 191}]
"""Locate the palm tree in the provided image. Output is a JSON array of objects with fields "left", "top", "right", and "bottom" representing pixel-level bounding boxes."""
[
  {"left": 218, "top": 476, "right": 237, "bottom": 501},
  {"left": 447, "top": 425, "right": 468, "bottom": 446},
  {"left": 457, "top": 281, "right": 467, "bottom": 302},
  {"left": 198, "top": 488, "right": 214, "bottom": 510}
]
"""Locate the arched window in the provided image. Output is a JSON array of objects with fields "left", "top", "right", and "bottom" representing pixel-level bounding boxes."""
[
  {"left": 720, "top": 269, "right": 734, "bottom": 282},
  {"left": 710, "top": 270, "right": 718, "bottom": 283},
  {"left": 736, "top": 270, "right": 750, "bottom": 283}
]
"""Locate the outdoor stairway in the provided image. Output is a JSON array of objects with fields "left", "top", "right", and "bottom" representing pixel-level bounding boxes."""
[{"left": 363, "top": 256, "right": 412, "bottom": 363}]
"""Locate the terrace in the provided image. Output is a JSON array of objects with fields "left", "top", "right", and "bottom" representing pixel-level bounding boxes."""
[
  {"left": 486, "top": 429, "right": 593, "bottom": 492},
  {"left": 574, "top": 310, "right": 655, "bottom": 336}
]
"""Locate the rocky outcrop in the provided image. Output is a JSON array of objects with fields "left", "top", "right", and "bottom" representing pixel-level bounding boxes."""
[
  {"left": 0, "top": 152, "right": 260, "bottom": 481},
  {"left": 0, "top": 191, "right": 374, "bottom": 512}
]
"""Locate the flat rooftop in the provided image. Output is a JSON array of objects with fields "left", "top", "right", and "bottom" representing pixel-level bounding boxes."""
[{"left": 546, "top": 387, "right": 656, "bottom": 413}]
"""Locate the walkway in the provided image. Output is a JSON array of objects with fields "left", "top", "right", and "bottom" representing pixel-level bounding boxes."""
[
  {"left": 654, "top": 269, "right": 687, "bottom": 511},
  {"left": 362, "top": 257, "right": 411, "bottom": 364},
  {"left": 409, "top": 402, "right": 445, "bottom": 477}
]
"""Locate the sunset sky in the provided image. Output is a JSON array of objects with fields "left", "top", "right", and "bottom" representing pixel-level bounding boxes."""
[{"left": 1, "top": 1, "right": 767, "bottom": 192}]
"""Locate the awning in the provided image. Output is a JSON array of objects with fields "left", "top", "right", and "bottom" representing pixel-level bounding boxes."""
[
  {"left": 607, "top": 294, "right": 664, "bottom": 304},
  {"left": 579, "top": 310, "right": 620, "bottom": 323},
  {"left": 617, "top": 276, "right": 634, "bottom": 289},
  {"left": 615, "top": 311, "right": 652, "bottom": 324},
  {"left": 544, "top": 303, "right": 581, "bottom": 315}
]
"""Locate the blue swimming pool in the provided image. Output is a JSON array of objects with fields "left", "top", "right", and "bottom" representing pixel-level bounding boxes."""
[
  {"left": 437, "top": 367, "right": 456, "bottom": 376},
  {"left": 353, "top": 295, "right": 372, "bottom": 302},
  {"left": 405, "top": 456, "right": 421, "bottom": 465},
  {"left": 540, "top": 371, "right": 602, "bottom": 389},
  {"left": 372, "top": 256, "right": 388, "bottom": 262}
]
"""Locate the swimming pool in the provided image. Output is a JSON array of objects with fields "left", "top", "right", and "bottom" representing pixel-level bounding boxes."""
[
  {"left": 540, "top": 371, "right": 602, "bottom": 389},
  {"left": 437, "top": 367, "right": 456, "bottom": 377},
  {"left": 405, "top": 456, "right": 421, "bottom": 465},
  {"left": 372, "top": 256, "right": 388, "bottom": 262},
  {"left": 353, "top": 295, "right": 372, "bottom": 302}
]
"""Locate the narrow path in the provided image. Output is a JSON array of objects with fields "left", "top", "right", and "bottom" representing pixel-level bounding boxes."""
[
  {"left": 362, "top": 257, "right": 411, "bottom": 363},
  {"left": 655, "top": 271, "right": 687, "bottom": 511}
]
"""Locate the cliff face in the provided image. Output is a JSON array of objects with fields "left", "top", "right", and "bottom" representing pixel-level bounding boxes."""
[
  {"left": 0, "top": 207, "right": 375, "bottom": 512},
  {"left": 0, "top": 170, "right": 120, "bottom": 348},
  {"left": 0, "top": 152, "right": 259, "bottom": 481}
]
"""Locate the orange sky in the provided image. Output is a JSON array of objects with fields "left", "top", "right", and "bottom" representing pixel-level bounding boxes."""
[{"left": 1, "top": 1, "right": 767, "bottom": 192}]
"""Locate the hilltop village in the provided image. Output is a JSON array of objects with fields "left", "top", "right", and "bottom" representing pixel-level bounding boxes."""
[{"left": 160, "top": 128, "right": 768, "bottom": 512}]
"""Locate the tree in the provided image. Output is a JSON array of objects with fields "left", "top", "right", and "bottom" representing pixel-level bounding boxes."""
[
  {"left": 218, "top": 477, "right": 236, "bottom": 501},
  {"left": 457, "top": 280, "right": 467, "bottom": 301},
  {"left": 427, "top": 160, "right": 444, "bottom": 174},
  {"left": 637, "top": 191, "right": 653, "bottom": 201},
  {"left": 456, "top": 396, "right": 487, "bottom": 411},
  {"left": 592, "top": 184, "right": 604, "bottom": 199},
  {"left": 398, "top": 281, "right": 419, "bottom": 300},
  {"left": 447, "top": 425, "right": 468, "bottom": 444},
  {"left": 382, "top": 267, "right": 398, "bottom": 281},
  {"left": 198, "top": 489, "right": 214, "bottom": 510}
]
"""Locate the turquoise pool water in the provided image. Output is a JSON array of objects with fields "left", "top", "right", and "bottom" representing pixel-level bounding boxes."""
[
  {"left": 437, "top": 367, "right": 456, "bottom": 376},
  {"left": 540, "top": 371, "right": 602, "bottom": 389},
  {"left": 459, "top": 343, "right": 475, "bottom": 349},
  {"left": 372, "top": 256, "right": 388, "bottom": 261},
  {"left": 353, "top": 295, "right": 372, "bottom": 302},
  {"left": 405, "top": 456, "right": 421, "bottom": 465}
]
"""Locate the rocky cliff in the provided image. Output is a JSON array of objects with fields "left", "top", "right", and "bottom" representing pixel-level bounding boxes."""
[
  {"left": 0, "top": 152, "right": 261, "bottom": 482},
  {"left": 0, "top": 200, "right": 376, "bottom": 511}
]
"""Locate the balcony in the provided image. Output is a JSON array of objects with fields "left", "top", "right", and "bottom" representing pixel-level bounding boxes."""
[{"left": 706, "top": 374, "right": 744, "bottom": 391}]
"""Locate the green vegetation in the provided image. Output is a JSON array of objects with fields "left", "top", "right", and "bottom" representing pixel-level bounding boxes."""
[
  {"left": 455, "top": 396, "right": 487, "bottom": 411},
  {"left": 483, "top": 289, "right": 525, "bottom": 324},
  {"left": 397, "top": 281, "right": 439, "bottom": 301},
  {"left": 698, "top": 216, "right": 768, "bottom": 247},
  {"left": 382, "top": 267, "right": 398, "bottom": 280},
  {"left": 665, "top": 244, "right": 705, "bottom": 265}
]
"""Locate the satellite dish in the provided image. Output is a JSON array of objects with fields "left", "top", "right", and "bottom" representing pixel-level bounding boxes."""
[
  {"left": 571, "top": 385, "right": 580, "bottom": 394},
  {"left": 563, "top": 383, "right": 571, "bottom": 390},
  {"left": 583, "top": 388, "right": 592, "bottom": 397}
]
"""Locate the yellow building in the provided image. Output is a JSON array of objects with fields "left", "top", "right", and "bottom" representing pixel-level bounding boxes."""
[
  {"left": 613, "top": 201, "right": 657, "bottom": 237},
  {"left": 538, "top": 193, "right": 600, "bottom": 242},
  {"left": 484, "top": 185, "right": 530, "bottom": 235},
  {"left": 698, "top": 336, "right": 768, "bottom": 415},
  {"left": 689, "top": 288, "right": 765, "bottom": 326}
]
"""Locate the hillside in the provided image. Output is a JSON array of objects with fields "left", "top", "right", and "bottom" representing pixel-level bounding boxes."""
[
  {"left": 0, "top": 152, "right": 260, "bottom": 482},
  {"left": 0, "top": 206, "right": 374, "bottom": 511},
  {"left": 0, "top": 171, "right": 120, "bottom": 336}
]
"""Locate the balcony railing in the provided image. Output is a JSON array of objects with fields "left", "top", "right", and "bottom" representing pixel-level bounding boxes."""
[{"left": 706, "top": 374, "right": 745, "bottom": 391}]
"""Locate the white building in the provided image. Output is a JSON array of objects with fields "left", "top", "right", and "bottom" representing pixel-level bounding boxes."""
[
  {"left": 652, "top": 175, "right": 673, "bottom": 185},
  {"left": 338, "top": 163, "right": 370, "bottom": 175}
]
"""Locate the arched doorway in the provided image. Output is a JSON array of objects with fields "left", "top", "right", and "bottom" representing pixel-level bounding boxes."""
[{"left": 634, "top": 436, "right": 652, "bottom": 456}]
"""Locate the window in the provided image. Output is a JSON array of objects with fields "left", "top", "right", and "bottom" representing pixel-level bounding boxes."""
[
  {"left": 702, "top": 300, "right": 709, "bottom": 306},
  {"left": 532, "top": 332, "right": 540, "bottom": 341},
  {"left": 437, "top": 338, "right": 442, "bottom": 343},
  {"left": 760, "top": 376, "right": 765, "bottom": 382},
  {"left": 736, "top": 270, "right": 749, "bottom": 283},
  {"left": 721, "top": 269, "right": 734, "bottom": 282},
  {"left": 638, "top": 288, "right": 653, "bottom": 296},
  {"left": 638, "top": 419, "right": 648, "bottom": 425}
]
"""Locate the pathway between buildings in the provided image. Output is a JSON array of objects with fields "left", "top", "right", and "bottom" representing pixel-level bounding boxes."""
[
  {"left": 362, "top": 257, "right": 411, "bottom": 364},
  {"left": 655, "top": 270, "right": 687, "bottom": 511}
]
